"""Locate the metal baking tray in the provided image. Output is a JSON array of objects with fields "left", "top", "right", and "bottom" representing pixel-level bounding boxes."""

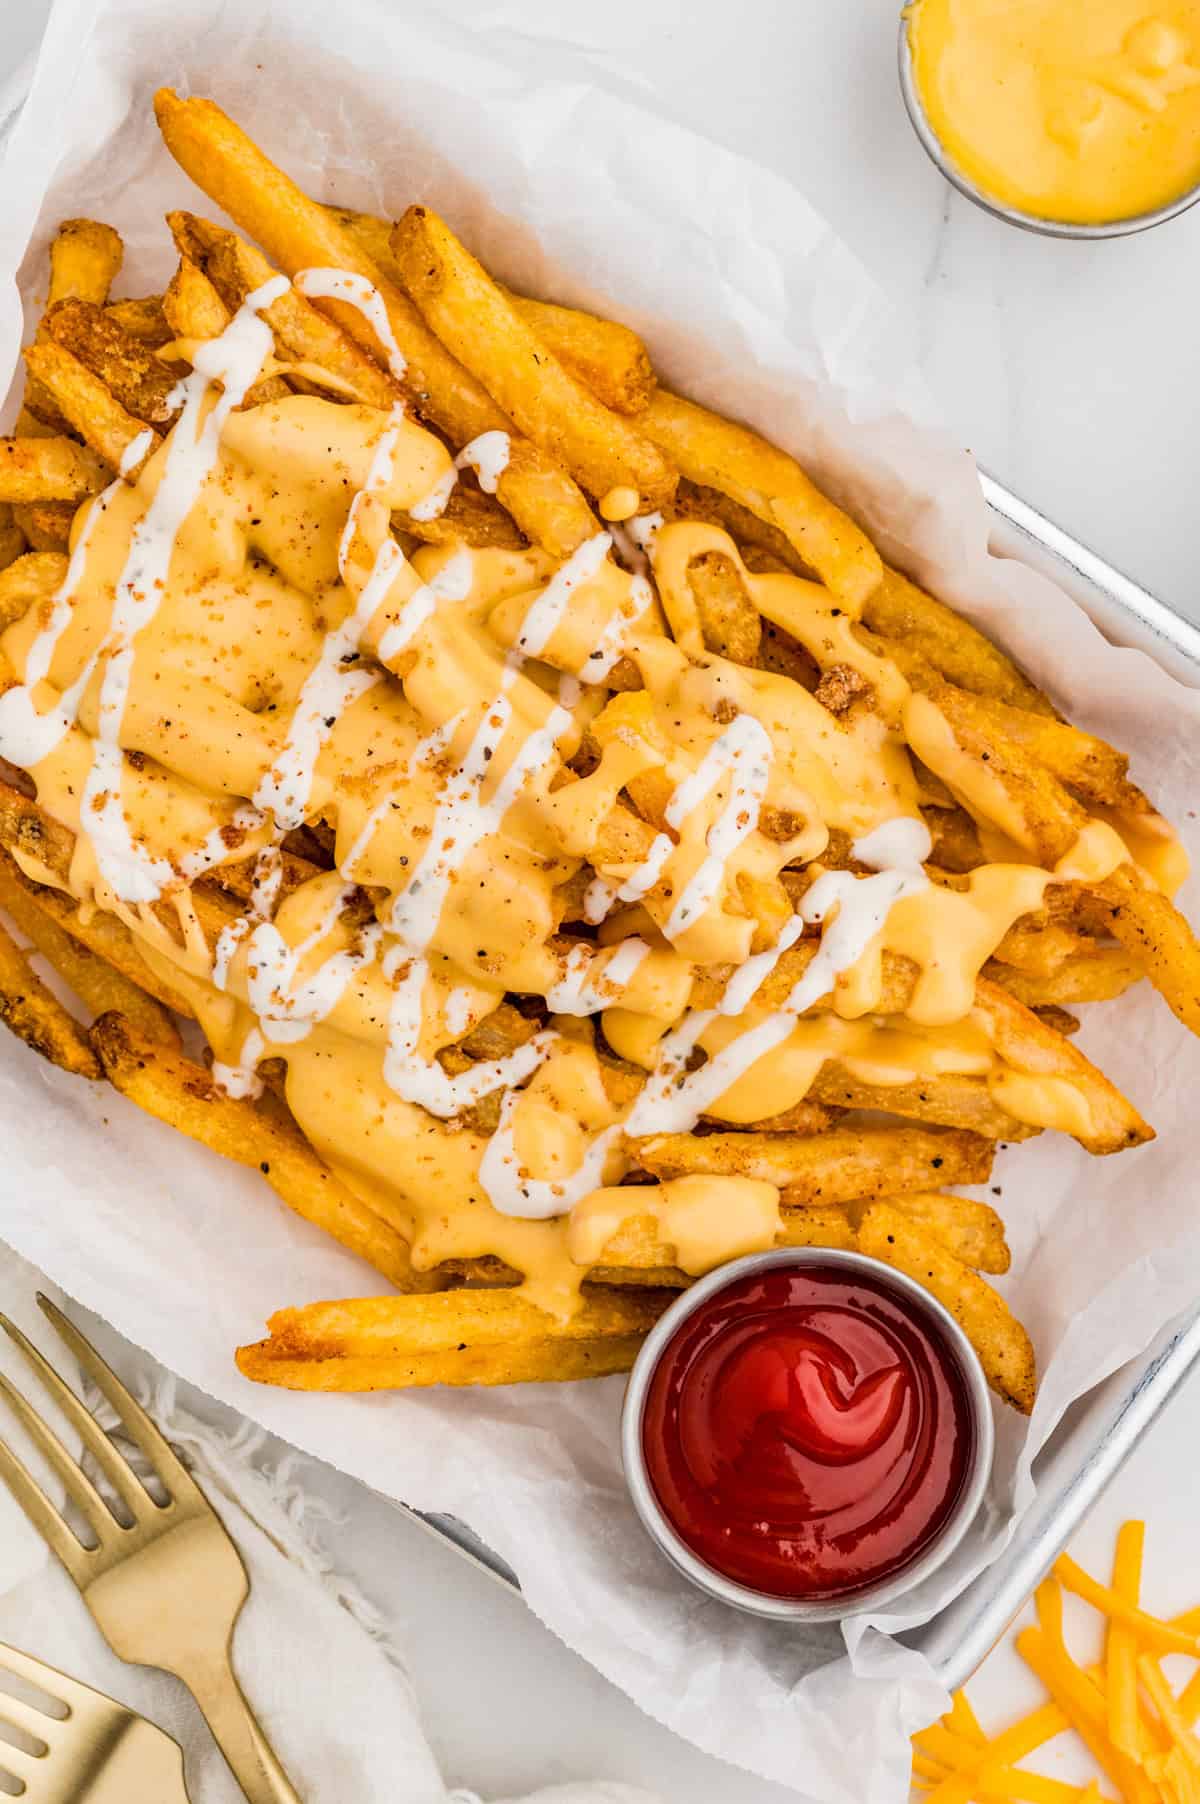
[
  {"left": 404, "top": 474, "right": 1200, "bottom": 1689},
  {"left": 3, "top": 65, "right": 1199, "bottom": 1686}
]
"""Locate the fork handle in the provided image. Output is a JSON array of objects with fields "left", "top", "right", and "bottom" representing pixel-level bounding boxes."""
[{"left": 176, "top": 1650, "right": 302, "bottom": 1803}]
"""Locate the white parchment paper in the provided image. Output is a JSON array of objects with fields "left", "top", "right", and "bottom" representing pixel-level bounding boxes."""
[{"left": 2, "top": 2, "right": 1200, "bottom": 1796}]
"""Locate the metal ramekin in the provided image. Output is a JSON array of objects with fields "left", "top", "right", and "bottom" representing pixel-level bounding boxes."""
[
  {"left": 897, "top": 16, "right": 1200, "bottom": 240},
  {"left": 621, "top": 1246, "right": 995, "bottom": 1621}
]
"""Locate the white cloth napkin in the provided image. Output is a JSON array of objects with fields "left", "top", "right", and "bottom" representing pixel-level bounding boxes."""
[{"left": 0, "top": 1250, "right": 662, "bottom": 1804}]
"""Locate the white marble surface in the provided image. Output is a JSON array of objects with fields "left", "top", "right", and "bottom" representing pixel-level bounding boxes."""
[{"left": 3, "top": 3, "right": 1200, "bottom": 1800}]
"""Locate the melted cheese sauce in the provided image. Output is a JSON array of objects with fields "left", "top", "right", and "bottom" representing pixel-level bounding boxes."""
[{"left": 0, "top": 279, "right": 1182, "bottom": 1316}]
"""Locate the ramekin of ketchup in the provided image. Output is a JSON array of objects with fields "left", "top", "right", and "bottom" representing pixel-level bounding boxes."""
[{"left": 621, "top": 1248, "right": 994, "bottom": 1620}]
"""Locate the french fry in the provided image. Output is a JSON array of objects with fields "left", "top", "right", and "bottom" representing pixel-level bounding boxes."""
[
  {"left": 7, "top": 501, "right": 73, "bottom": 553},
  {"left": 22, "top": 341, "right": 159, "bottom": 478},
  {"left": 0, "top": 854, "right": 182, "bottom": 1046},
  {"left": 0, "top": 435, "right": 110, "bottom": 504},
  {"left": 327, "top": 203, "right": 657, "bottom": 415},
  {"left": 47, "top": 218, "right": 123, "bottom": 307},
  {"left": 395, "top": 480, "right": 526, "bottom": 550},
  {"left": 0, "top": 505, "right": 23, "bottom": 573},
  {"left": 867, "top": 565, "right": 1054, "bottom": 715},
  {"left": 858, "top": 1201, "right": 1036, "bottom": 1411},
  {"left": 974, "top": 977, "right": 1152, "bottom": 1153},
  {"left": 807, "top": 1067, "right": 1038, "bottom": 1139},
  {"left": 153, "top": 89, "right": 598, "bottom": 557},
  {"left": 0, "top": 917, "right": 101, "bottom": 1080},
  {"left": 44, "top": 298, "right": 181, "bottom": 428},
  {"left": 235, "top": 1287, "right": 669, "bottom": 1391},
  {"left": 391, "top": 204, "right": 676, "bottom": 512},
  {"left": 1091, "top": 864, "right": 1200, "bottom": 1037},
  {"left": 685, "top": 548, "right": 761, "bottom": 661},
  {"left": 879, "top": 1192, "right": 1010, "bottom": 1275},
  {"left": 632, "top": 1124, "right": 993, "bottom": 1200},
  {"left": 163, "top": 251, "right": 232, "bottom": 341},
  {"left": 983, "top": 948, "right": 1143, "bottom": 1008},
  {"left": 104, "top": 294, "right": 173, "bottom": 347},
  {"left": 170, "top": 212, "right": 401, "bottom": 411},
  {"left": 634, "top": 388, "right": 883, "bottom": 606},
  {"left": 90, "top": 1011, "right": 433, "bottom": 1292}
]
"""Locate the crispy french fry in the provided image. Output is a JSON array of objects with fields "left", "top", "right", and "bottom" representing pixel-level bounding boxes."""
[
  {"left": 153, "top": 89, "right": 597, "bottom": 557},
  {"left": 1033, "top": 1005, "right": 1081, "bottom": 1037},
  {"left": 0, "top": 505, "right": 23, "bottom": 573},
  {"left": 327, "top": 204, "right": 657, "bottom": 414},
  {"left": 391, "top": 204, "right": 675, "bottom": 512},
  {"left": 879, "top": 1192, "right": 1010, "bottom": 1275},
  {"left": 22, "top": 341, "right": 159, "bottom": 478},
  {"left": 807, "top": 1067, "right": 1038, "bottom": 1139},
  {"left": 858, "top": 1201, "right": 1036, "bottom": 1411},
  {"left": 635, "top": 388, "right": 882, "bottom": 606},
  {"left": 0, "top": 435, "right": 110, "bottom": 504},
  {"left": 44, "top": 298, "right": 180, "bottom": 427},
  {"left": 163, "top": 251, "right": 232, "bottom": 341},
  {"left": 91, "top": 1011, "right": 434, "bottom": 1291},
  {"left": 983, "top": 949, "right": 1143, "bottom": 1008},
  {"left": 104, "top": 294, "right": 173, "bottom": 346},
  {"left": 8, "top": 501, "right": 73, "bottom": 553},
  {"left": 867, "top": 565, "right": 1054, "bottom": 714},
  {"left": 395, "top": 480, "right": 526, "bottom": 550},
  {"left": 974, "top": 976, "right": 1152, "bottom": 1153},
  {"left": 0, "top": 854, "right": 181, "bottom": 1045},
  {"left": 236, "top": 1287, "right": 669, "bottom": 1390},
  {"left": 632, "top": 1124, "right": 993, "bottom": 1200},
  {"left": 685, "top": 548, "right": 761, "bottom": 661},
  {"left": 0, "top": 917, "right": 101, "bottom": 1080},
  {"left": 47, "top": 218, "right": 123, "bottom": 306},
  {"left": 174, "top": 212, "right": 401, "bottom": 411},
  {"left": 1091, "top": 864, "right": 1200, "bottom": 1037}
]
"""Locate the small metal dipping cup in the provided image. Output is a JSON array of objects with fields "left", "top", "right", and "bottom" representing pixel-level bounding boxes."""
[
  {"left": 897, "top": 18, "right": 1200, "bottom": 240},
  {"left": 621, "top": 1247, "right": 995, "bottom": 1622}
]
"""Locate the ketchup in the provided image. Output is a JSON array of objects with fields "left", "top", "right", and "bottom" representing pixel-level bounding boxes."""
[{"left": 640, "top": 1263, "right": 974, "bottom": 1600}]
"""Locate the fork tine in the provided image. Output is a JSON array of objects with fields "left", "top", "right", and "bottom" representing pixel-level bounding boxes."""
[
  {"left": 0, "top": 1433, "right": 88, "bottom": 1584},
  {"left": 0, "top": 1640, "right": 105, "bottom": 1720},
  {"left": 0, "top": 1374, "right": 113, "bottom": 1545},
  {"left": 35, "top": 1297, "right": 205, "bottom": 1509},
  {"left": 0, "top": 1315, "right": 152, "bottom": 1520}
]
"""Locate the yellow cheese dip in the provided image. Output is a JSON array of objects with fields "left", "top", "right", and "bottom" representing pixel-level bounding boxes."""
[{"left": 906, "top": 1, "right": 1200, "bottom": 225}]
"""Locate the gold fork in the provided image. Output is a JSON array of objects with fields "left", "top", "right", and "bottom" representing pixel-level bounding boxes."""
[
  {"left": 0, "top": 1295, "right": 301, "bottom": 1804},
  {"left": 0, "top": 1637, "right": 190, "bottom": 1802}
]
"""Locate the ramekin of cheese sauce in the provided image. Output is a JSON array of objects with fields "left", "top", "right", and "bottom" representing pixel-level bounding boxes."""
[
  {"left": 621, "top": 1249, "right": 994, "bottom": 1619},
  {"left": 900, "top": 1, "right": 1200, "bottom": 237}
]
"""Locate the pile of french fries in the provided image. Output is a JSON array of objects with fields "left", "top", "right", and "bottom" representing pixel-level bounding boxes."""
[{"left": 1, "top": 91, "right": 1197, "bottom": 1417}]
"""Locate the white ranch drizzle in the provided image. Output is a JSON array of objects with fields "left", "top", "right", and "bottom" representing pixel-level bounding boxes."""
[
  {"left": 480, "top": 1092, "right": 622, "bottom": 1221},
  {"left": 543, "top": 938, "right": 650, "bottom": 1017},
  {"left": 443, "top": 987, "right": 477, "bottom": 1037},
  {"left": 245, "top": 881, "right": 381, "bottom": 1045},
  {"left": 77, "top": 278, "right": 287, "bottom": 902},
  {"left": 407, "top": 429, "right": 512, "bottom": 521},
  {"left": 663, "top": 714, "right": 772, "bottom": 939},
  {"left": 292, "top": 269, "right": 408, "bottom": 381},
  {"left": 621, "top": 816, "right": 932, "bottom": 1136},
  {"left": 376, "top": 546, "right": 474, "bottom": 664},
  {"left": 514, "top": 531, "right": 611, "bottom": 658},
  {"left": 382, "top": 952, "right": 555, "bottom": 1116}
]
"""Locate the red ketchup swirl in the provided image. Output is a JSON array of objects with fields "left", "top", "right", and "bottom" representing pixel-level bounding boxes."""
[{"left": 641, "top": 1264, "right": 974, "bottom": 1600}]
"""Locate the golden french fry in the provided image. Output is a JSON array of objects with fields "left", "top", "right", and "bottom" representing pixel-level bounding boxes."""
[
  {"left": 328, "top": 203, "right": 658, "bottom": 415},
  {"left": 44, "top": 298, "right": 180, "bottom": 428},
  {"left": 47, "top": 218, "right": 123, "bottom": 307},
  {"left": 983, "top": 948, "right": 1143, "bottom": 1008},
  {"left": 8, "top": 501, "right": 73, "bottom": 553},
  {"left": 395, "top": 480, "right": 526, "bottom": 550},
  {"left": 684, "top": 548, "right": 761, "bottom": 661},
  {"left": 22, "top": 341, "right": 159, "bottom": 478},
  {"left": 1091, "top": 864, "right": 1200, "bottom": 1037},
  {"left": 635, "top": 388, "right": 882, "bottom": 606},
  {"left": 0, "top": 436, "right": 110, "bottom": 504},
  {"left": 391, "top": 204, "right": 676, "bottom": 512},
  {"left": 235, "top": 1287, "right": 669, "bottom": 1391},
  {"left": 878, "top": 1193, "right": 1010, "bottom": 1276},
  {"left": 857, "top": 1201, "right": 1036, "bottom": 1412},
  {"left": 153, "top": 89, "right": 597, "bottom": 557},
  {"left": 163, "top": 251, "right": 232, "bottom": 340},
  {"left": 104, "top": 294, "right": 173, "bottom": 346},
  {"left": 807, "top": 1067, "right": 1038, "bottom": 1139},
  {"left": 973, "top": 977, "right": 1152, "bottom": 1153},
  {"left": 866, "top": 565, "right": 1054, "bottom": 715},
  {"left": 175, "top": 212, "right": 401, "bottom": 411},
  {"left": 0, "top": 505, "right": 23, "bottom": 573},
  {"left": 923, "top": 805, "right": 984, "bottom": 874},
  {"left": 1032, "top": 1004, "right": 1081, "bottom": 1037},
  {"left": 0, "top": 917, "right": 101, "bottom": 1080},
  {"left": 0, "top": 855, "right": 182, "bottom": 1046},
  {"left": 90, "top": 1011, "right": 435, "bottom": 1291},
  {"left": 633, "top": 1124, "right": 993, "bottom": 1200}
]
